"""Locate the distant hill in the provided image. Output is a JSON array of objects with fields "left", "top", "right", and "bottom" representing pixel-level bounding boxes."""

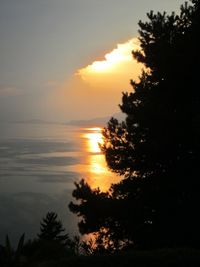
[
  {"left": 11, "top": 113, "right": 126, "bottom": 127},
  {"left": 66, "top": 112, "right": 126, "bottom": 127}
]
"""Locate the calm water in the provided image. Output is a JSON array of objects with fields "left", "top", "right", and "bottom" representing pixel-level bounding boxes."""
[{"left": 0, "top": 122, "right": 119, "bottom": 244}]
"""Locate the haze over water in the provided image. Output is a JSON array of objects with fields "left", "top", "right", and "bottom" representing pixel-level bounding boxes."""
[{"left": 0, "top": 122, "right": 119, "bottom": 244}]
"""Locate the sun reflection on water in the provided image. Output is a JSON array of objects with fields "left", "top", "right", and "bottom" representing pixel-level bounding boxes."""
[
  {"left": 83, "top": 128, "right": 104, "bottom": 153},
  {"left": 90, "top": 154, "right": 107, "bottom": 174},
  {"left": 82, "top": 127, "right": 120, "bottom": 191}
]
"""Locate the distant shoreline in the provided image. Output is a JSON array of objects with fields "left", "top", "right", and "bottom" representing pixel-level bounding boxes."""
[{"left": 2, "top": 112, "right": 125, "bottom": 128}]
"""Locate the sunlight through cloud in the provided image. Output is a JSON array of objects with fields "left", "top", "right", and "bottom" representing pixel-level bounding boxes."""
[
  {"left": 47, "top": 37, "right": 143, "bottom": 121},
  {"left": 77, "top": 38, "right": 141, "bottom": 77}
]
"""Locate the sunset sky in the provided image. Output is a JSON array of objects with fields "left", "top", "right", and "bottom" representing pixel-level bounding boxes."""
[{"left": 0, "top": 0, "right": 183, "bottom": 122}]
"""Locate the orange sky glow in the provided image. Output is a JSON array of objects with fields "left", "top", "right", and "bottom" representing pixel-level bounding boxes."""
[
  {"left": 47, "top": 37, "right": 143, "bottom": 120},
  {"left": 76, "top": 38, "right": 142, "bottom": 88}
]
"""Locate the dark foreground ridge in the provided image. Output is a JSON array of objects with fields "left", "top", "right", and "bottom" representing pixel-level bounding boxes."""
[{"left": 14, "top": 248, "right": 200, "bottom": 267}]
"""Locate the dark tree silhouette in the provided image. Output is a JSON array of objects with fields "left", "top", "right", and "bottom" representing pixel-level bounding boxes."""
[
  {"left": 20, "top": 213, "right": 80, "bottom": 263},
  {"left": 38, "top": 212, "right": 69, "bottom": 245},
  {"left": 69, "top": 0, "right": 200, "bottom": 249}
]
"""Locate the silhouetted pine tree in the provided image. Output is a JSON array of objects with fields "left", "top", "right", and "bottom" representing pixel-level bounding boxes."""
[
  {"left": 69, "top": 0, "right": 200, "bottom": 249},
  {"left": 38, "top": 212, "right": 69, "bottom": 245}
]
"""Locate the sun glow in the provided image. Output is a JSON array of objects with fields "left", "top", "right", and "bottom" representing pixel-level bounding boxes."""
[
  {"left": 49, "top": 38, "right": 143, "bottom": 120},
  {"left": 77, "top": 38, "right": 141, "bottom": 77}
]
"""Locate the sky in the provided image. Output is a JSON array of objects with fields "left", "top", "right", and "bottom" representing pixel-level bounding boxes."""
[{"left": 0, "top": 0, "right": 184, "bottom": 122}]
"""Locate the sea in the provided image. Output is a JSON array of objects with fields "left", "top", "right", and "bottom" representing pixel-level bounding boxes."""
[{"left": 0, "top": 122, "right": 119, "bottom": 245}]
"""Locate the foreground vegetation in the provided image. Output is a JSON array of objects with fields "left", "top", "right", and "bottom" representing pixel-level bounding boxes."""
[
  {"left": 30, "top": 248, "right": 200, "bottom": 267},
  {"left": 1, "top": 212, "right": 200, "bottom": 266},
  {"left": 2, "top": 241, "right": 200, "bottom": 267}
]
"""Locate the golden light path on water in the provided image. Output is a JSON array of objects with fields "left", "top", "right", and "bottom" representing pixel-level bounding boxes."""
[
  {"left": 81, "top": 127, "right": 120, "bottom": 192},
  {"left": 83, "top": 128, "right": 104, "bottom": 153}
]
